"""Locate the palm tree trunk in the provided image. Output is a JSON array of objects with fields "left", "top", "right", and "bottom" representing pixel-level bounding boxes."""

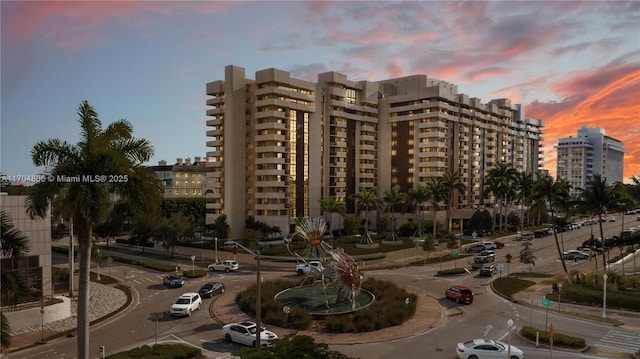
[
  {"left": 432, "top": 208, "right": 437, "bottom": 238},
  {"left": 552, "top": 213, "right": 572, "bottom": 284},
  {"left": 77, "top": 225, "right": 92, "bottom": 359},
  {"left": 68, "top": 217, "right": 74, "bottom": 300},
  {"left": 598, "top": 214, "right": 607, "bottom": 271}
]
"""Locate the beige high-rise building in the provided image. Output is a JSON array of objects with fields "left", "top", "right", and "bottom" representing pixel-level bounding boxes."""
[
  {"left": 149, "top": 157, "right": 210, "bottom": 198},
  {"left": 206, "top": 65, "right": 544, "bottom": 238}
]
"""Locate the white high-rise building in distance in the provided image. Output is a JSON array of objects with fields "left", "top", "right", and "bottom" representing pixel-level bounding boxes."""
[{"left": 555, "top": 125, "right": 625, "bottom": 194}]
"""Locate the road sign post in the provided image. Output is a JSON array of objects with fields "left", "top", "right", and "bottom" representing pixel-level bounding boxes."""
[{"left": 542, "top": 298, "right": 553, "bottom": 333}]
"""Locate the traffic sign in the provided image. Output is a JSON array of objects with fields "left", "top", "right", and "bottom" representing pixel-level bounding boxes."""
[
  {"left": 452, "top": 252, "right": 460, "bottom": 258},
  {"left": 542, "top": 298, "right": 553, "bottom": 307},
  {"left": 497, "top": 263, "right": 505, "bottom": 271}
]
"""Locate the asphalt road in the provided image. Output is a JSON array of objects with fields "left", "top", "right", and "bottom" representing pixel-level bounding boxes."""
[{"left": 14, "top": 213, "right": 640, "bottom": 358}]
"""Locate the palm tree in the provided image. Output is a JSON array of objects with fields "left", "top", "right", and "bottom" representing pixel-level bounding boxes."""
[
  {"left": 514, "top": 172, "right": 533, "bottom": 232},
  {"left": 382, "top": 185, "right": 406, "bottom": 241},
  {"left": 531, "top": 174, "right": 572, "bottom": 283},
  {"left": 350, "top": 187, "right": 382, "bottom": 245},
  {"left": 26, "top": 101, "right": 163, "bottom": 358},
  {"left": 578, "top": 174, "right": 619, "bottom": 271},
  {"left": 441, "top": 170, "right": 466, "bottom": 235},
  {"left": 406, "top": 184, "right": 429, "bottom": 237},
  {"left": 424, "top": 177, "right": 446, "bottom": 239},
  {"left": 486, "top": 162, "right": 517, "bottom": 232},
  {"left": 1, "top": 210, "right": 31, "bottom": 351},
  {"left": 319, "top": 196, "right": 346, "bottom": 240}
]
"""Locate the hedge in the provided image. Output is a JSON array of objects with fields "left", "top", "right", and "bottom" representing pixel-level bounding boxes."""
[{"left": 520, "top": 325, "right": 586, "bottom": 348}]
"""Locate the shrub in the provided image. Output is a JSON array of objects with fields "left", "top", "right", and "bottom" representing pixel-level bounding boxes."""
[
  {"left": 520, "top": 325, "right": 586, "bottom": 348},
  {"left": 182, "top": 269, "right": 207, "bottom": 278},
  {"left": 106, "top": 343, "right": 202, "bottom": 359},
  {"left": 437, "top": 268, "right": 467, "bottom": 275}
]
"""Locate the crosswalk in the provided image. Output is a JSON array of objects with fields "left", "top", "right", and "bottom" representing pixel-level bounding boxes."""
[{"left": 593, "top": 328, "right": 640, "bottom": 354}]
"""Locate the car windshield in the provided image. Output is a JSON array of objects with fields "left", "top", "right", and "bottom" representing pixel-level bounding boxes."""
[
  {"left": 460, "top": 289, "right": 472, "bottom": 294},
  {"left": 175, "top": 298, "right": 190, "bottom": 305},
  {"left": 201, "top": 284, "right": 213, "bottom": 290},
  {"left": 247, "top": 325, "right": 257, "bottom": 334},
  {"left": 494, "top": 342, "right": 505, "bottom": 350}
]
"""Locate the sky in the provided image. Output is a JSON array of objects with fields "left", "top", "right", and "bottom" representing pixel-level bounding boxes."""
[{"left": 2, "top": 0, "right": 639, "bottom": 185}]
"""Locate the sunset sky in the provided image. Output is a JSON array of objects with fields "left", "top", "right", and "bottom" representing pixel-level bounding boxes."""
[{"left": 2, "top": 1, "right": 639, "bottom": 184}]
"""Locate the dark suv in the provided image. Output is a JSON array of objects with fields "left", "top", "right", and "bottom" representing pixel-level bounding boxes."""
[
  {"left": 479, "top": 265, "right": 498, "bottom": 277},
  {"left": 445, "top": 285, "right": 474, "bottom": 304}
]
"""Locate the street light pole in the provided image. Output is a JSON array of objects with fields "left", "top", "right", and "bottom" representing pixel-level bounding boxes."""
[
  {"left": 224, "top": 241, "right": 261, "bottom": 348},
  {"left": 602, "top": 273, "right": 608, "bottom": 318},
  {"left": 215, "top": 237, "right": 218, "bottom": 262},
  {"left": 507, "top": 318, "right": 514, "bottom": 359}
]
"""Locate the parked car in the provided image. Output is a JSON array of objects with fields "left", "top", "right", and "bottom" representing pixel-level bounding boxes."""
[
  {"left": 222, "top": 321, "right": 278, "bottom": 347},
  {"left": 480, "top": 241, "right": 497, "bottom": 250},
  {"left": 474, "top": 250, "right": 496, "bottom": 264},
  {"left": 479, "top": 265, "right": 498, "bottom": 277},
  {"left": 466, "top": 244, "right": 487, "bottom": 253},
  {"left": 456, "top": 338, "right": 524, "bottom": 359},
  {"left": 296, "top": 260, "right": 324, "bottom": 275},
  {"left": 563, "top": 250, "right": 590, "bottom": 261},
  {"left": 163, "top": 274, "right": 184, "bottom": 288},
  {"left": 494, "top": 241, "right": 505, "bottom": 249},
  {"left": 170, "top": 292, "right": 202, "bottom": 317},
  {"left": 208, "top": 260, "right": 239, "bottom": 272},
  {"left": 198, "top": 282, "right": 225, "bottom": 298},
  {"left": 445, "top": 285, "right": 474, "bottom": 304},
  {"left": 515, "top": 232, "right": 534, "bottom": 241}
]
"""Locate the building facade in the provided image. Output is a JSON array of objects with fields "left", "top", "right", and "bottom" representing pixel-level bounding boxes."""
[
  {"left": 149, "top": 157, "right": 210, "bottom": 198},
  {"left": 0, "top": 194, "right": 53, "bottom": 300},
  {"left": 206, "top": 65, "right": 544, "bottom": 237},
  {"left": 555, "top": 125, "right": 625, "bottom": 194}
]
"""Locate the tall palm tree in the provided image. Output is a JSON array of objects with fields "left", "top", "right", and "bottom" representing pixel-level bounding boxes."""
[
  {"left": 531, "top": 174, "right": 572, "bottom": 283},
  {"left": 441, "top": 170, "right": 466, "bottom": 235},
  {"left": 319, "top": 196, "right": 346, "bottom": 240},
  {"left": 382, "top": 185, "right": 406, "bottom": 241},
  {"left": 486, "top": 162, "right": 517, "bottom": 232},
  {"left": 1, "top": 210, "right": 31, "bottom": 351},
  {"left": 350, "top": 187, "right": 382, "bottom": 245},
  {"left": 406, "top": 184, "right": 429, "bottom": 237},
  {"left": 514, "top": 172, "right": 533, "bottom": 232},
  {"left": 578, "top": 174, "right": 619, "bottom": 271},
  {"left": 26, "top": 101, "right": 162, "bottom": 358},
  {"left": 424, "top": 177, "right": 446, "bottom": 239}
]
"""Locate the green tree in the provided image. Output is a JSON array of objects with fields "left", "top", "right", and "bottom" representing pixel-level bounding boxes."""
[
  {"left": 424, "top": 177, "right": 446, "bottom": 239},
  {"left": 155, "top": 213, "right": 193, "bottom": 258},
  {"left": 1, "top": 210, "right": 31, "bottom": 351},
  {"left": 406, "top": 184, "right": 429, "bottom": 237},
  {"left": 350, "top": 187, "right": 382, "bottom": 245},
  {"left": 422, "top": 234, "right": 438, "bottom": 265},
  {"left": 25, "top": 101, "right": 162, "bottom": 358},
  {"left": 382, "top": 185, "right": 406, "bottom": 241},
  {"left": 319, "top": 196, "right": 346, "bottom": 240},
  {"left": 486, "top": 162, "right": 517, "bottom": 232},
  {"left": 578, "top": 174, "right": 620, "bottom": 271},
  {"left": 514, "top": 172, "right": 534, "bottom": 231},
  {"left": 531, "top": 174, "right": 572, "bottom": 283},
  {"left": 468, "top": 209, "right": 493, "bottom": 236},
  {"left": 519, "top": 241, "right": 536, "bottom": 272},
  {"left": 441, "top": 170, "right": 466, "bottom": 235},
  {"left": 207, "top": 214, "right": 231, "bottom": 240}
]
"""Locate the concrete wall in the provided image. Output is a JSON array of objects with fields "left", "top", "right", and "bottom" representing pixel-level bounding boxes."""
[{"left": 4, "top": 296, "right": 71, "bottom": 331}]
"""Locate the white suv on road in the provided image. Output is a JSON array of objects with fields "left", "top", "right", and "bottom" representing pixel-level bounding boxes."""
[{"left": 170, "top": 292, "right": 202, "bottom": 317}]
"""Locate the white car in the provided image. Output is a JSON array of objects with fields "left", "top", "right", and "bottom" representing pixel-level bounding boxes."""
[
  {"left": 208, "top": 260, "right": 239, "bottom": 272},
  {"left": 480, "top": 241, "right": 497, "bottom": 250},
  {"left": 456, "top": 338, "right": 524, "bottom": 359},
  {"left": 563, "top": 249, "right": 590, "bottom": 261},
  {"left": 295, "top": 260, "right": 324, "bottom": 275},
  {"left": 170, "top": 293, "right": 202, "bottom": 317},
  {"left": 222, "top": 321, "right": 278, "bottom": 347}
]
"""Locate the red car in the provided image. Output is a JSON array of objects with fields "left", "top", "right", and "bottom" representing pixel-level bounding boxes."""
[
  {"left": 445, "top": 285, "right": 474, "bottom": 304},
  {"left": 494, "top": 241, "right": 505, "bottom": 248}
]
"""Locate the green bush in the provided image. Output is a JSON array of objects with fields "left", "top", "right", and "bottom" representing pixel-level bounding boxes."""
[
  {"left": 106, "top": 343, "right": 202, "bottom": 359},
  {"left": 558, "top": 282, "right": 640, "bottom": 311},
  {"left": 325, "top": 315, "right": 352, "bottom": 332},
  {"left": 182, "top": 269, "right": 207, "bottom": 278},
  {"left": 111, "top": 256, "right": 176, "bottom": 272},
  {"left": 520, "top": 325, "right": 586, "bottom": 348},
  {"left": 437, "top": 268, "right": 467, "bottom": 275}
]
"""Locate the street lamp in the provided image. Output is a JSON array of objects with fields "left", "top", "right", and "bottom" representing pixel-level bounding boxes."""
[
  {"left": 225, "top": 240, "right": 262, "bottom": 349},
  {"left": 507, "top": 318, "right": 514, "bottom": 359},
  {"left": 602, "top": 272, "right": 608, "bottom": 318}
]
